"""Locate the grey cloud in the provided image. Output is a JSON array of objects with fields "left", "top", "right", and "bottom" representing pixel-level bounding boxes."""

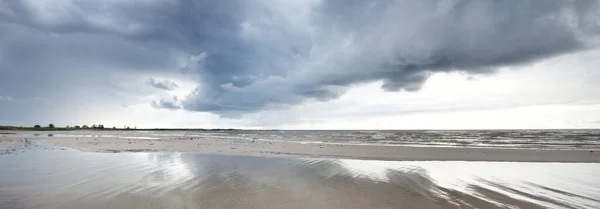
[
  {"left": 146, "top": 79, "right": 179, "bottom": 91},
  {"left": 0, "top": 96, "right": 13, "bottom": 101},
  {"left": 151, "top": 96, "right": 181, "bottom": 110},
  {"left": 1, "top": 0, "right": 600, "bottom": 120},
  {"left": 151, "top": 100, "right": 181, "bottom": 110},
  {"left": 0, "top": 23, "right": 176, "bottom": 124},
  {"left": 180, "top": 0, "right": 600, "bottom": 116}
]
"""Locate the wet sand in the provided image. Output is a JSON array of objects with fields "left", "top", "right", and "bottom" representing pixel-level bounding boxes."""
[
  {"left": 1, "top": 142, "right": 599, "bottom": 209},
  {"left": 3, "top": 135, "right": 595, "bottom": 162}
]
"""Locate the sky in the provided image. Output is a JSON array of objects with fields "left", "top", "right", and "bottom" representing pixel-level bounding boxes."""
[{"left": 1, "top": 0, "right": 600, "bottom": 129}]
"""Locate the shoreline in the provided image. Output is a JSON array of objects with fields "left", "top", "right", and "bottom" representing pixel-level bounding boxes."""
[{"left": 3, "top": 136, "right": 598, "bottom": 162}]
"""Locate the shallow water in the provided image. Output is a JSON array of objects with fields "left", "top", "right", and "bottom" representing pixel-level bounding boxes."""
[{"left": 0, "top": 142, "right": 599, "bottom": 209}]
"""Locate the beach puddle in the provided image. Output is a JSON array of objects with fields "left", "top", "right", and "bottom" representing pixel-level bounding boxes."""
[{"left": 0, "top": 144, "right": 599, "bottom": 209}]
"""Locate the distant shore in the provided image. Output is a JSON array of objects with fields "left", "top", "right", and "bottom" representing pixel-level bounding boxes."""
[
  {"left": 2, "top": 134, "right": 598, "bottom": 162},
  {"left": 0, "top": 125, "right": 243, "bottom": 131}
]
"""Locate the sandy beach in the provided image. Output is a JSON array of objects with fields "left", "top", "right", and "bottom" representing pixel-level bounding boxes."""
[{"left": 2, "top": 134, "right": 599, "bottom": 162}]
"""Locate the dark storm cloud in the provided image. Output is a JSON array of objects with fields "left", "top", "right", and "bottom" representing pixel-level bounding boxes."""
[
  {"left": 1, "top": 0, "right": 599, "bottom": 120},
  {"left": 310, "top": 0, "right": 596, "bottom": 90},
  {"left": 179, "top": 0, "right": 600, "bottom": 115},
  {"left": 146, "top": 79, "right": 179, "bottom": 91}
]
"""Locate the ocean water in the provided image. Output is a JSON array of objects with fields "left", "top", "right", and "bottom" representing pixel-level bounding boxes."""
[
  {"left": 5, "top": 129, "right": 600, "bottom": 149},
  {"left": 0, "top": 142, "right": 599, "bottom": 209}
]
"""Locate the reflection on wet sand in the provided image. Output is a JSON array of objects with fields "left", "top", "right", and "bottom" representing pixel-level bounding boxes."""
[{"left": 0, "top": 144, "right": 599, "bottom": 209}]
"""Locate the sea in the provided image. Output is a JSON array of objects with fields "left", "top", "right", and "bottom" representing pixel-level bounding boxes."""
[{"left": 4, "top": 129, "right": 600, "bottom": 149}]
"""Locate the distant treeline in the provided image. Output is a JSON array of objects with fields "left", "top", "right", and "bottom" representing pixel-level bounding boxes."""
[
  {"left": 0, "top": 125, "right": 68, "bottom": 131},
  {"left": 0, "top": 125, "right": 241, "bottom": 131},
  {"left": 60, "top": 124, "right": 136, "bottom": 130},
  {"left": 0, "top": 124, "right": 136, "bottom": 131}
]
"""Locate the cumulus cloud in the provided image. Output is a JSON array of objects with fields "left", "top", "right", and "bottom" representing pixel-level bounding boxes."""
[
  {"left": 1, "top": 0, "right": 600, "bottom": 119},
  {"left": 146, "top": 78, "right": 179, "bottom": 91}
]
